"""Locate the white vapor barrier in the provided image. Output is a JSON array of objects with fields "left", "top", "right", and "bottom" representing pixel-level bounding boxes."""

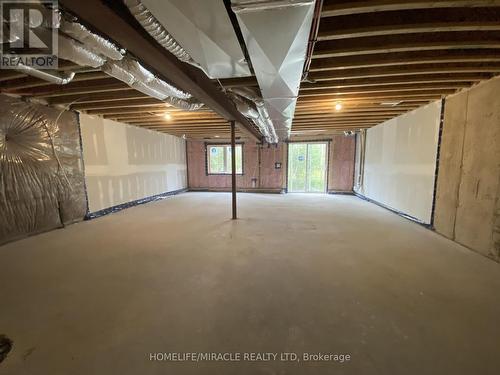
[
  {"left": 80, "top": 115, "right": 187, "bottom": 213},
  {"left": 356, "top": 101, "right": 441, "bottom": 223}
]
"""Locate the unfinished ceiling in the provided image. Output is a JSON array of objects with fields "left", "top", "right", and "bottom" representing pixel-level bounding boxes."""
[
  {"left": 290, "top": 0, "right": 500, "bottom": 136},
  {"left": 1, "top": 0, "right": 499, "bottom": 140}
]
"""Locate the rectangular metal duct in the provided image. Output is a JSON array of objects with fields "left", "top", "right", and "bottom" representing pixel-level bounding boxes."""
[
  {"left": 140, "top": 0, "right": 252, "bottom": 79},
  {"left": 231, "top": 0, "right": 315, "bottom": 140}
]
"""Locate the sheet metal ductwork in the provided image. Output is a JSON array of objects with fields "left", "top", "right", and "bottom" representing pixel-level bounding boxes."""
[
  {"left": 231, "top": 0, "right": 315, "bottom": 140},
  {"left": 126, "top": 0, "right": 252, "bottom": 79}
]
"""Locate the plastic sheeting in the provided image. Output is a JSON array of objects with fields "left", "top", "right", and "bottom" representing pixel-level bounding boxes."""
[{"left": 0, "top": 95, "right": 87, "bottom": 245}]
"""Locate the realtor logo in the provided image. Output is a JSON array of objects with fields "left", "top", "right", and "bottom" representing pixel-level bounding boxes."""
[{"left": 0, "top": 0, "right": 58, "bottom": 69}]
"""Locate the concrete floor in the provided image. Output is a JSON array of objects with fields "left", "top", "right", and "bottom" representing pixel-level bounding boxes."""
[{"left": 1, "top": 192, "right": 499, "bottom": 375}]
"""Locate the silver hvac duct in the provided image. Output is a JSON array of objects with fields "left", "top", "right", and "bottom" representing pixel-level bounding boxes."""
[
  {"left": 59, "top": 20, "right": 125, "bottom": 61},
  {"left": 231, "top": 88, "right": 278, "bottom": 144},
  {"left": 5, "top": 6, "right": 203, "bottom": 110},
  {"left": 14, "top": 65, "right": 75, "bottom": 85},
  {"left": 58, "top": 34, "right": 107, "bottom": 68},
  {"left": 231, "top": 0, "right": 315, "bottom": 140},
  {"left": 164, "top": 97, "right": 205, "bottom": 111},
  {"left": 102, "top": 59, "right": 192, "bottom": 100},
  {"left": 123, "top": 0, "right": 199, "bottom": 67},
  {"left": 58, "top": 18, "right": 203, "bottom": 109},
  {"left": 102, "top": 59, "right": 203, "bottom": 110}
]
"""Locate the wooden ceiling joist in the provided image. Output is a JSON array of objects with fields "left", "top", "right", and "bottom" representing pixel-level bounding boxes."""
[
  {"left": 313, "top": 31, "right": 500, "bottom": 58},
  {"left": 309, "top": 50, "right": 500, "bottom": 71},
  {"left": 2, "top": 1, "right": 497, "bottom": 138},
  {"left": 318, "top": 8, "right": 500, "bottom": 40},
  {"left": 321, "top": 1, "right": 500, "bottom": 17},
  {"left": 309, "top": 62, "right": 500, "bottom": 81}
]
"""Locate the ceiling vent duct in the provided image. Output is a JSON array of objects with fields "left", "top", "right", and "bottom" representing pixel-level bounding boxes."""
[
  {"left": 123, "top": 0, "right": 198, "bottom": 66},
  {"left": 231, "top": 0, "right": 315, "bottom": 141},
  {"left": 5, "top": 4, "right": 203, "bottom": 110},
  {"left": 230, "top": 87, "right": 278, "bottom": 144},
  {"left": 14, "top": 65, "right": 75, "bottom": 85},
  {"left": 126, "top": 0, "right": 252, "bottom": 79}
]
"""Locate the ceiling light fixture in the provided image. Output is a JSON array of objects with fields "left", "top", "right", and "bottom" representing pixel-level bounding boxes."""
[
  {"left": 163, "top": 112, "right": 172, "bottom": 121},
  {"left": 334, "top": 102, "right": 343, "bottom": 111}
]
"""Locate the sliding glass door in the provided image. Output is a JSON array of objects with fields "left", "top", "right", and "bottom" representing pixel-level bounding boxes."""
[{"left": 288, "top": 142, "right": 328, "bottom": 192}]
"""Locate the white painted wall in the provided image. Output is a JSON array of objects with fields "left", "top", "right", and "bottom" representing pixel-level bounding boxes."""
[
  {"left": 355, "top": 101, "right": 441, "bottom": 223},
  {"left": 80, "top": 115, "right": 187, "bottom": 213}
]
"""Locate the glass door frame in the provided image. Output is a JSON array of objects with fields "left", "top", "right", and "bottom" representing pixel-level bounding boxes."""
[{"left": 287, "top": 141, "right": 329, "bottom": 193}]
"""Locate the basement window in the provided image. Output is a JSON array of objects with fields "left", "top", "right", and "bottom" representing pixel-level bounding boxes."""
[{"left": 207, "top": 144, "right": 243, "bottom": 175}]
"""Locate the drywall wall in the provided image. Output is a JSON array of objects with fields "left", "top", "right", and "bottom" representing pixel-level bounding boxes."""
[
  {"left": 328, "top": 135, "right": 356, "bottom": 192},
  {"left": 187, "top": 140, "right": 284, "bottom": 191},
  {"left": 434, "top": 77, "right": 500, "bottom": 261},
  {"left": 355, "top": 101, "right": 441, "bottom": 223},
  {"left": 80, "top": 115, "right": 187, "bottom": 213},
  {"left": 0, "top": 95, "right": 87, "bottom": 245}
]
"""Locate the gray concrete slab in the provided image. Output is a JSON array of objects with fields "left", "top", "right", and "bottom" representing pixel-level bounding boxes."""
[{"left": 1, "top": 193, "right": 499, "bottom": 375}]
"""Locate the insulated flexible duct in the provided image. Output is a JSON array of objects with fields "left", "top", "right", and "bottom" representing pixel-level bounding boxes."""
[
  {"left": 164, "top": 97, "right": 205, "bottom": 111},
  {"left": 58, "top": 34, "right": 106, "bottom": 68},
  {"left": 229, "top": 93, "right": 274, "bottom": 142},
  {"left": 231, "top": 88, "right": 278, "bottom": 143},
  {"left": 14, "top": 65, "right": 75, "bottom": 85},
  {"left": 102, "top": 60, "right": 203, "bottom": 110},
  {"left": 6, "top": 8, "right": 203, "bottom": 111},
  {"left": 123, "top": 0, "right": 201, "bottom": 70},
  {"left": 60, "top": 20, "right": 124, "bottom": 61}
]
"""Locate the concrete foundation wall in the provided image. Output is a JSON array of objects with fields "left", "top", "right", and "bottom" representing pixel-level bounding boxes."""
[
  {"left": 186, "top": 140, "right": 284, "bottom": 191},
  {"left": 80, "top": 115, "right": 187, "bottom": 213},
  {"left": 355, "top": 101, "right": 441, "bottom": 223},
  {"left": 434, "top": 77, "right": 500, "bottom": 261}
]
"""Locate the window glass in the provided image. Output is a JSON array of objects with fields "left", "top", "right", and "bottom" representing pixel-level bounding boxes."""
[{"left": 207, "top": 144, "right": 243, "bottom": 174}]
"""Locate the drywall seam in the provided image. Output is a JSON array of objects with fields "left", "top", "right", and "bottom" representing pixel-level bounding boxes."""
[
  {"left": 452, "top": 92, "right": 469, "bottom": 240},
  {"left": 80, "top": 115, "right": 187, "bottom": 212}
]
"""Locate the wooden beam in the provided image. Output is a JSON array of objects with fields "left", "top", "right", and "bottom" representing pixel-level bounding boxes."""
[
  {"left": 125, "top": 119, "right": 229, "bottom": 125},
  {"left": 321, "top": 1, "right": 500, "bottom": 17},
  {"left": 300, "top": 82, "right": 471, "bottom": 94},
  {"left": 313, "top": 31, "right": 500, "bottom": 58},
  {"left": 308, "top": 50, "right": 500, "bottom": 71},
  {"left": 309, "top": 62, "right": 500, "bottom": 80},
  {"left": 71, "top": 98, "right": 164, "bottom": 110},
  {"left": 50, "top": 91, "right": 149, "bottom": 105},
  {"left": 299, "top": 88, "right": 457, "bottom": 98},
  {"left": 318, "top": 8, "right": 500, "bottom": 40},
  {"left": 216, "top": 76, "right": 259, "bottom": 88},
  {"left": 59, "top": 0, "right": 261, "bottom": 140},
  {"left": 300, "top": 74, "right": 484, "bottom": 91},
  {"left": 297, "top": 93, "right": 443, "bottom": 102},
  {"left": 0, "top": 71, "right": 109, "bottom": 90}
]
